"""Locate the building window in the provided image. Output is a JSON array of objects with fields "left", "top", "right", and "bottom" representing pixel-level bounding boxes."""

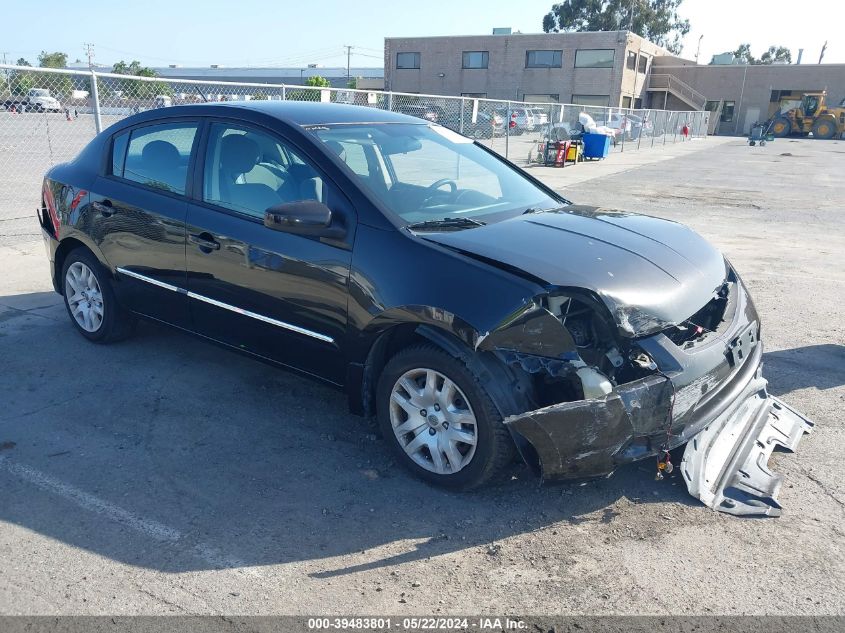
[
  {"left": 396, "top": 52, "right": 420, "bottom": 69},
  {"left": 571, "top": 94, "right": 610, "bottom": 107},
  {"left": 621, "top": 96, "right": 632, "bottom": 108},
  {"left": 575, "top": 49, "right": 615, "bottom": 68},
  {"left": 721, "top": 101, "right": 736, "bottom": 122},
  {"left": 462, "top": 51, "right": 489, "bottom": 69},
  {"left": 523, "top": 94, "right": 559, "bottom": 102},
  {"left": 462, "top": 92, "right": 487, "bottom": 98},
  {"left": 525, "top": 50, "right": 562, "bottom": 68},
  {"left": 638, "top": 54, "right": 649, "bottom": 74},
  {"left": 626, "top": 50, "right": 637, "bottom": 70}
]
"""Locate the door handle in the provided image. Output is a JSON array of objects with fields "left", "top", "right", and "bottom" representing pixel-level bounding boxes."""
[
  {"left": 189, "top": 233, "right": 221, "bottom": 252},
  {"left": 92, "top": 199, "right": 114, "bottom": 217}
]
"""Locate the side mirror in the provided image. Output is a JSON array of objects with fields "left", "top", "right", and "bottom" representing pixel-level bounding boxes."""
[{"left": 264, "top": 200, "right": 345, "bottom": 239}]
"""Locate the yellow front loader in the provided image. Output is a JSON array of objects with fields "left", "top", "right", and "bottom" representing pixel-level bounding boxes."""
[{"left": 771, "top": 92, "right": 845, "bottom": 139}]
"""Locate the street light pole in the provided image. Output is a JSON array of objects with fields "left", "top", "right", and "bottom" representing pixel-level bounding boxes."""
[{"left": 695, "top": 35, "right": 704, "bottom": 64}]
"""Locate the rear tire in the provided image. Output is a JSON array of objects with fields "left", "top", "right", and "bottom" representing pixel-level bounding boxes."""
[
  {"left": 61, "top": 248, "right": 135, "bottom": 343},
  {"left": 377, "top": 344, "right": 515, "bottom": 490},
  {"left": 812, "top": 117, "right": 837, "bottom": 139},
  {"left": 771, "top": 117, "right": 791, "bottom": 137}
]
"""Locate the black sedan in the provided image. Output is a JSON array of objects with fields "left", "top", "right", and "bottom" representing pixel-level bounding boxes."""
[{"left": 37, "top": 102, "right": 812, "bottom": 514}]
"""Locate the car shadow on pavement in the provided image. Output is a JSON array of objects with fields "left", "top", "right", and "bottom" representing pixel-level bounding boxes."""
[
  {"left": 763, "top": 345, "right": 845, "bottom": 396},
  {"left": 0, "top": 294, "right": 721, "bottom": 577}
]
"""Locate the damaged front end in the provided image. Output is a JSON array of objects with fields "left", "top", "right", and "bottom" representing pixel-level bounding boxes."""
[{"left": 478, "top": 267, "right": 814, "bottom": 516}]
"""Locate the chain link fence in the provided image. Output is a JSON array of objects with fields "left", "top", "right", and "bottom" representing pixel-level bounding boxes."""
[{"left": 0, "top": 64, "right": 708, "bottom": 243}]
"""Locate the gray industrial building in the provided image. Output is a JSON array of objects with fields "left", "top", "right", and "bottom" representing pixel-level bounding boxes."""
[{"left": 150, "top": 66, "right": 384, "bottom": 89}]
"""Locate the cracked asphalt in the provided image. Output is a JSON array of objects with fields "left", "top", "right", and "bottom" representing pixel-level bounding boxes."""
[{"left": 0, "top": 137, "right": 843, "bottom": 616}]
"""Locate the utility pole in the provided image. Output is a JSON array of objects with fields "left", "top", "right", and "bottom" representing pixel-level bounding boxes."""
[
  {"left": 84, "top": 43, "right": 95, "bottom": 70},
  {"left": 1, "top": 52, "right": 9, "bottom": 92},
  {"left": 695, "top": 35, "right": 703, "bottom": 64},
  {"left": 343, "top": 45, "right": 353, "bottom": 84},
  {"left": 628, "top": 0, "right": 636, "bottom": 31},
  {"left": 818, "top": 41, "right": 827, "bottom": 64}
]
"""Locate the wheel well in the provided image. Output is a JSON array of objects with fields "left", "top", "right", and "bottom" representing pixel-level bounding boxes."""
[
  {"left": 356, "top": 322, "right": 535, "bottom": 420},
  {"left": 53, "top": 238, "right": 90, "bottom": 295},
  {"left": 357, "top": 324, "right": 426, "bottom": 418}
]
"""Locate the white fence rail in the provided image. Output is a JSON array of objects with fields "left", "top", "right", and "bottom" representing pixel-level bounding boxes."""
[{"left": 0, "top": 64, "right": 708, "bottom": 242}]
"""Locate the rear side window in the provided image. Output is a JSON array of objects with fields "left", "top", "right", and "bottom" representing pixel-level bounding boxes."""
[
  {"left": 117, "top": 122, "right": 198, "bottom": 194},
  {"left": 111, "top": 132, "right": 129, "bottom": 177}
]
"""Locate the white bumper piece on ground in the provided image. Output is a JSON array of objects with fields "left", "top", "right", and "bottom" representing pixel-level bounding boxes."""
[{"left": 681, "top": 376, "right": 815, "bottom": 517}]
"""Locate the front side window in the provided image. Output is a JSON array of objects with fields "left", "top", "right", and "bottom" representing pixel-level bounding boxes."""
[
  {"left": 396, "top": 52, "right": 421, "bottom": 69},
  {"left": 575, "top": 49, "right": 615, "bottom": 68},
  {"left": 120, "top": 122, "right": 198, "bottom": 194},
  {"left": 526, "top": 50, "right": 562, "bottom": 68},
  {"left": 462, "top": 51, "right": 489, "bottom": 69},
  {"left": 203, "top": 123, "right": 328, "bottom": 219},
  {"left": 309, "top": 123, "right": 562, "bottom": 226}
]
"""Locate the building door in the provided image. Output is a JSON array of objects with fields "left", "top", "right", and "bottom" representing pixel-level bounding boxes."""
[{"left": 742, "top": 107, "right": 760, "bottom": 135}]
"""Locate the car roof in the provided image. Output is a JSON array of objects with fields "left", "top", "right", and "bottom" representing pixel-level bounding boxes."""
[{"left": 122, "top": 101, "right": 425, "bottom": 128}]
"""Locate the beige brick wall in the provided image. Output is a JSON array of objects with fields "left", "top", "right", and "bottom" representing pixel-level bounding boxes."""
[
  {"left": 651, "top": 60, "right": 845, "bottom": 134},
  {"left": 384, "top": 31, "right": 670, "bottom": 107}
]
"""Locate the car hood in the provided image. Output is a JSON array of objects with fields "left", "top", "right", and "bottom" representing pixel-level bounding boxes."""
[{"left": 423, "top": 206, "right": 729, "bottom": 336}]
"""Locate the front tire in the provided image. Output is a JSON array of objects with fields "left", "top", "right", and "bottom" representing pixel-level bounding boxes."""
[
  {"left": 812, "top": 117, "right": 837, "bottom": 139},
  {"left": 771, "top": 116, "right": 791, "bottom": 137},
  {"left": 61, "top": 249, "right": 135, "bottom": 343},
  {"left": 377, "top": 344, "right": 515, "bottom": 490}
]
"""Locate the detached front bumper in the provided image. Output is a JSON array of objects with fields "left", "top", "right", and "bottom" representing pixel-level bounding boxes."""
[{"left": 503, "top": 279, "right": 814, "bottom": 515}]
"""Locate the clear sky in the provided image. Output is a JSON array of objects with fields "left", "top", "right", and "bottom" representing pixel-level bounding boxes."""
[{"left": 1, "top": 0, "right": 842, "bottom": 68}]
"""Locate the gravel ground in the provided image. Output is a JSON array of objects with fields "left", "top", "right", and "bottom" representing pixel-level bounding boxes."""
[{"left": 0, "top": 137, "right": 843, "bottom": 617}]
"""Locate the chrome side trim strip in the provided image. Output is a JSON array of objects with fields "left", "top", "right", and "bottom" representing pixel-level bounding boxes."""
[
  {"left": 116, "top": 267, "right": 183, "bottom": 293},
  {"left": 116, "top": 267, "right": 334, "bottom": 344}
]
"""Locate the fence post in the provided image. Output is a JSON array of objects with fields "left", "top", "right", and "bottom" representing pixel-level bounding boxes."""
[
  {"left": 387, "top": 92, "right": 394, "bottom": 112},
  {"left": 620, "top": 109, "right": 626, "bottom": 153},
  {"left": 459, "top": 98, "right": 465, "bottom": 134},
  {"left": 90, "top": 72, "right": 102, "bottom": 134},
  {"left": 505, "top": 102, "right": 511, "bottom": 160},
  {"left": 281, "top": 85, "right": 286, "bottom": 101}
]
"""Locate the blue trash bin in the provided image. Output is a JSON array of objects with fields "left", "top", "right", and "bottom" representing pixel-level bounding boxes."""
[{"left": 582, "top": 133, "right": 611, "bottom": 160}]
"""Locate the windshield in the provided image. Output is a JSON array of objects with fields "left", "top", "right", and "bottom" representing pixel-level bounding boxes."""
[{"left": 309, "top": 123, "right": 563, "bottom": 226}]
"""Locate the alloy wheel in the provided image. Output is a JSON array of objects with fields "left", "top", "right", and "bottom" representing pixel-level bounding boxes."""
[
  {"left": 389, "top": 367, "right": 478, "bottom": 475},
  {"left": 65, "top": 261, "right": 104, "bottom": 332}
]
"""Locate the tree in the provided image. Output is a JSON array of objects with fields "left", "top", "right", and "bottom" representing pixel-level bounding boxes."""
[
  {"left": 37, "top": 51, "right": 72, "bottom": 96},
  {"left": 111, "top": 60, "right": 170, "bottom": 100},
  {"left": 38, "top": 51, "right": 68, "bottom": 68},
  {"left": 722, "top": 44, "right": 792, "bottom": 65},
  {"left": 347, "top": 77, "right": 358, "bottom": 89},
  {"left": 305, "top": 75, "right": 330, "bottom": 88},
  {"left": 731, "top": 43, "right": 756, "bottom": 65},
  {"left": 760, "top": 45, "right": 791, "bottom": 64},
  {"left": 542, "top": 0, "right": 690, "bottom": 55},
  {"left": 10, "top": 58, "right": 33, "bottom": 95}
]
